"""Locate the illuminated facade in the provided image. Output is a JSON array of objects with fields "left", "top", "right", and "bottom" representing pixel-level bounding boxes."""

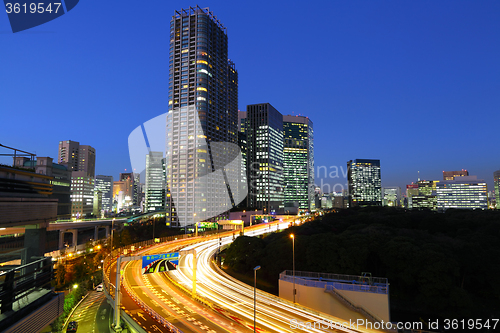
[
  {"left": 70, "top": 171, "right": 94, "bottom": 218},
  {"left": 436, "top": 176, "right": 487, "bottom": 211},
  {"left": 347, "top": 159, "right": 381, "bottom": 206},
  {"left": 95, "top": 175, "right": 113, "bottom": 213},
  {"left": 382, "top": 187, "right": 401, "bottom": 207},
  {"left": 283, "top": 115, "right": 314, "bottom": 211},
  {"left": 406, "top": 183, "right": 419, "bottom": 208},
  {"left": 165, "top": 6, "right": 238, "bottom": 226},
  {"left": 246, "top": 103, "right": 284, "bottom": 213},
  {"left": 494, "top": 170, "right": 500, "bottom": 209},
  {"left": 411, "top": 181, "right": 438, "bottom": 210},
  {"left": 58, "top": 140, "right": 96, "bottom": 218},
  {"left": 145, "top": 152, "right": 165, "bottom": 212}
]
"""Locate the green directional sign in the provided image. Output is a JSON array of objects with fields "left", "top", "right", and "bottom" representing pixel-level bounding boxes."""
[{"left": 141, "top": 252, "right": 179, "bottom": 274}]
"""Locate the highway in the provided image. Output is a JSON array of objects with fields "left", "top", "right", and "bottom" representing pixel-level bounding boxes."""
[
  {"left": 109, "top": 238, "right": 246, "bottom": 333},
  {"left": 112, "top": 215, "right": 380, "bottom": 333},
  {"left": 168, "top": 222, "right": 374, "bottom": 333}
]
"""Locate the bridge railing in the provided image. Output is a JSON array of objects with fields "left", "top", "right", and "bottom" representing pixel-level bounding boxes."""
[
  {"left": 0, "top": 257, "right": 53, "bottom": 314},
  {"left": 281, "top": 270, "right": 388, "bottom": 286},
  {"left": 280, "top": 271, "right": 389, "bottom": 295}
]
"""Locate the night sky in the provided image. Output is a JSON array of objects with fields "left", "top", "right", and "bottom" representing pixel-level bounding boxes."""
[{"left": 1, "top": 0, "right": 499, "bottom": 192}]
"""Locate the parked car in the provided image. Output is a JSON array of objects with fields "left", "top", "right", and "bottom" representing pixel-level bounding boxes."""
[{"left": 67, "top": 321, "right": 78, "bottom": 332}]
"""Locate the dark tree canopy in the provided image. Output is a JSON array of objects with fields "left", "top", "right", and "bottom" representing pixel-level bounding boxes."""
[{"left": 223, "top": 207, "right": 500, "bottom": 321}]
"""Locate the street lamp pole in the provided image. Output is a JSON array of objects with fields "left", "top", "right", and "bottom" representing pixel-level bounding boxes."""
[
  {"left": 152, "top": 216, "right": 155, "bottom": 240},
  {"left": 290, "top": 234, "right": 295, "bottom": 303},
  {"left": 194, "top": 213, "right": 198, "bottom": 237},
  {"left": 253, "top": 265, "right": 261, "bottom": 333},
  {"left": 111, "top": 218, "right": 115, "bottom": 253}
]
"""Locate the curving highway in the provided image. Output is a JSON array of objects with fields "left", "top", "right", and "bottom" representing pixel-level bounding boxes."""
[{"left": 112, "top": 216, "right": 381, "bottom": 333}]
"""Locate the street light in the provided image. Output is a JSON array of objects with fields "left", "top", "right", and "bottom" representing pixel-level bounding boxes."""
[
  {"left": 111, "top": 218, "right": 115, "bottom": 252},
  {"left": 290, "top": 234, "right": 295, "bottom": 303},
  {"left": 194, "top": 213, "right": 198, "bottom": 237},
  {"left": 253, "top": 265, "right": 261, "bottom": 333}
]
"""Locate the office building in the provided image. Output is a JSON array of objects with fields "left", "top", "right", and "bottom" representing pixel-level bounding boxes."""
[
  {"left": 236, "top": 111, "right": 248, "bottom": 208},
  {"left": 58, "top": 140, "right": 96, "bottom": 218},
  {"left": 95, "top": 175, "right": 113, "bottom": 213},
  {"left": 347, "top": 159, "right": 381, "bottom": 207},
  {"left": 93, "top": 190, "right": 102, "bottom": 217},
  {"left": 246, "top": 103, "right": 284, "bottom": 213},
  {"left": 69, "top": 171, "right": 95, "bottom": 218},
  {"left": 119, "top": 173, "right": 135, "bottom": 201},
  {"left": 382, "top": 187, "right": 401, "bottom": 207},
  {"left": 283, "top": 115, "right": 314, "bottom": 211},
  {"left": 14, "top": 156, "right": 72, "bottom": 219},
  {"left": 411, "top": 180, "right": 438, "bottom": 210},
  {"left": 0, "top": 144, "right": 63, "bottom": 331},
  {"left": 145, "top": 152, "right": 165, "bottom": 212},
  {"left": 406, "top": 183, "right": 418, "bottom": 208},
  {"left": 494, "top": 170, "right": 500, "bottom": 209},
  {"left": 58, "top": 140, "right": 95, "bottom": 177},
  {"left": 436, "top": 176, "right": 487, "bottom": 211},
  {"left": 165, "top": 6, "right": 239, "bottom": 226},
  {"left": 443, "top": 170, "right": 468, "bottom": 180}
]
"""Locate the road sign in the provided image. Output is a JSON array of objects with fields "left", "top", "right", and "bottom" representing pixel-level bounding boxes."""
[{"left": 141, "top": 252, "right": 179, "bottom": 274}]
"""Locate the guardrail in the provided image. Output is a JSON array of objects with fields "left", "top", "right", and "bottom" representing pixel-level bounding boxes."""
[
  {"left": 0, "top": 257, "right": 53, "bottom": 314},
  {"left": 281, "top": 270, "right": 388, "bottom": 286},
  {"left": 280, "top": 271, "right": 389, "bottom": 294}
]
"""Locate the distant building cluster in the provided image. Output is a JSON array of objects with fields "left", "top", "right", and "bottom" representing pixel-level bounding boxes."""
[
  {"left": 405, "top": 170, "right": 489, "bottom": 211},
  {"left": 4, "top": 6, "right": 499, "bottom": 223}
]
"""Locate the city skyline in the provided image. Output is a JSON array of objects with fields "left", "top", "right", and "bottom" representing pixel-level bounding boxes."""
[{"left": 2, "top": 1, "right": 500, "bottom": 192}]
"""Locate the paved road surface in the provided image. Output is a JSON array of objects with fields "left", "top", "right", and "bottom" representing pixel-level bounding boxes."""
[{"left": 64, "top": 291, "right": 111, "bottom": 333}]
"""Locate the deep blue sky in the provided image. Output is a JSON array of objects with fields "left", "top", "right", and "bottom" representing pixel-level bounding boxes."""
[{"left": 1, "top": 0, "right": 500, "bottom": 192}]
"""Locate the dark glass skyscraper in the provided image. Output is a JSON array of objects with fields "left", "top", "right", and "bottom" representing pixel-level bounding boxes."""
[
  {"left": 347, "top": 159, "right": 382, "bottom": 207},
  {"left": 165, "top": 6, "right": 238, "bottom": 226},
  {"left": 246, "top": 103, "right": 284, "bottom": 213},
  {"left": 283, "top": 115, "right": 314, "bottom": 211}
]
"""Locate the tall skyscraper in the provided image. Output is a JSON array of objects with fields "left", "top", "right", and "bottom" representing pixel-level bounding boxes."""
[
  {"left": 283, "top": 115, "right": 314, "bottom": 211},
  {"left": 58, "top": 140, "right": 96, "bottom": 218},
  {"left": 95, "top": 175, "right": 113, "bottom": 213},
  {"left": 494, "top": 170, "right": 500, "bottom": 209},
  {"left": 246, "top": 103, "right": 284, "bottom": 213},
  {"left": 145, "top": 152, "right": 165, "bottom": 213},
  {"left": 237, "top": 111, "right": 248, "bottom": 208},
  {"left": 347, "top": 159, "right": 382, "bottom": 207},
  {"left": 165, "top": 6, "right": 239, "bottom": 226}
]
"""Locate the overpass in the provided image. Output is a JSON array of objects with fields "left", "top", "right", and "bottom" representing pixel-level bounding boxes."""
[{"left": 1, "top": 218, "right": 128, "bottom": 252}]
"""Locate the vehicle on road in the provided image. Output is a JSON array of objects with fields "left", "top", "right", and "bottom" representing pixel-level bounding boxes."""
[
  {"left": 67, "top": 321, "right": 78, "bottom": 332},
  {"left": 96, "top": 283, "right": 103, "bottom": 292}
]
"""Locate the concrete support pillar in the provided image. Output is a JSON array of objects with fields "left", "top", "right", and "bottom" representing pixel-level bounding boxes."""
[
  {"left": 59, "top": 230, "right": 65, "bottom": 250},
  {"left": 104, "top": 226, "right": 110, "bottom": 238},
  {"left": 94, "top": 226, "right": 99, "bottom": 241},
  {"left": 23, "top": 224, "right": 47, "bottom": 266},
  {"left": 69, "top": 229, "right": 78, "bottom": 248}
]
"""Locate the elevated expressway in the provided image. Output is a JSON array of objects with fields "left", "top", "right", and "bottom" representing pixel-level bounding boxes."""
[{"left": 105, "top": 216, "right": 381, "bottom": 333}]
